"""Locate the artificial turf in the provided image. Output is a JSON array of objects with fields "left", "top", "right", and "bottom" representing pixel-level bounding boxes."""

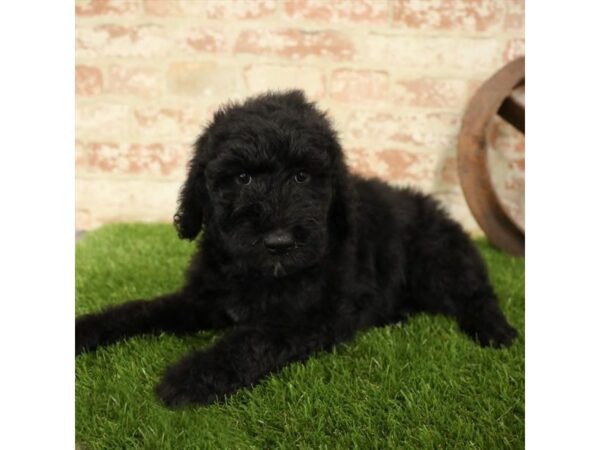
[{"left": 75, "top": 223, "right": 524, "bottom": 449}]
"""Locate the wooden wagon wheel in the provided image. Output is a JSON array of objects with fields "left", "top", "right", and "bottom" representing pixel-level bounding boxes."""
[{"left": 457, "top": 57, "right": 525, "bottom": 256}]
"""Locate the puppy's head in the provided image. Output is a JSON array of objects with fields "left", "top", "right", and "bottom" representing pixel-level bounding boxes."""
[{"left": 175, "top": 91, "right": 353, "bottom": 278}]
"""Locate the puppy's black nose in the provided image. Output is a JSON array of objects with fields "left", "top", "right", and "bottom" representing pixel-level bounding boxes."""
[{"left": 264, "top": 229, "right": 294, "bottom": 254}]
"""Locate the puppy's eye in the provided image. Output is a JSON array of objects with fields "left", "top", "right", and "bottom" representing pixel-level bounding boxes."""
[
  {"left": 294, "top": 171, "right": 310, "bottom": 184},
  {"left": 236, "top": 173, "right": 252, "bottom": 185}
]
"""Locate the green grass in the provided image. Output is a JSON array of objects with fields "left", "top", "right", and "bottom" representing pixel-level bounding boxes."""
[{"left": 76, "top": 223, "right": 524, "bottom": 449}]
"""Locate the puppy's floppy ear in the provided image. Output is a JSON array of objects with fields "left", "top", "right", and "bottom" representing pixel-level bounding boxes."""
[
  {"left": 174, "top": 135, "right": 209, "bottom": 240},
  {"left": 329, "top": 157, "right": 356, "bottom": 242}
]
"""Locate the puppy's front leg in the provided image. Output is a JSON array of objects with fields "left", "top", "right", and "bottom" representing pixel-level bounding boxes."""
[
  {"left": 76, "top": 291, "right": 230, "bottom": 355},
  {"left": 156, "top": 322, "right": 351, "bottom": 407}
]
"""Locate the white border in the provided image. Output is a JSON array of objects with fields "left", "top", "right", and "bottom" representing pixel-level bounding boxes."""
[
  {"left": 0, "top": 2, "right": 74, "bottom": 448},
  {"left": 526, "top": 2, "right": 600, "bottom": 449},
  {"left": 2, "top": 1, "right": 600, "bottom": 448}
]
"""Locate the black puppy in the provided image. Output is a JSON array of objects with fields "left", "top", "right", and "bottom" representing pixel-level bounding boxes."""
[{"left": 76, "top": 90, "right": 517, "bottom": 407}]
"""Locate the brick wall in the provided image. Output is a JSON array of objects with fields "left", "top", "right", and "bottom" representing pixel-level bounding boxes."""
[{"left": 75, "top": 0, "right": 525, "bottom": 234}]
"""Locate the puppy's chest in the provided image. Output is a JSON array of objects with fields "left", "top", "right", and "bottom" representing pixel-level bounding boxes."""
[{"left": 224, "top": 284, "right": 323, "bottom": 324}]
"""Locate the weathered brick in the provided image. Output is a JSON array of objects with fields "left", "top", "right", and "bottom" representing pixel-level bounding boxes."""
[
  {"left": 75, "top": 140, "right": 87, "bottom": 170},
  {"left": 284, "top": 0, "right": 388, "bottom": 23},
  {"left": 508, "top": 158, "right": 525, "bottom": 173},
  {"left": 75, "top": 208, "right": 93, "bottom": 230},
  {"left": 347, "top": 147, "right": 437, "bottom": 188},
  {"left": 76, "top": 0, "right": 140, "bottom": 17},
  {"left": 487, "top": 116, "right": 525, "bottom": 230},
  {"left": 244, "top": 65, "right": 326, "bottom": 99},
  {"left": 206, "top": 0, "right": 277, "bottom": 19},
  {"left": 392, "top": 78, "right": 470, "bottom": 108},
  {"left": 76, "top": 103, "right": 130, "bottom": 138},
  {"left": 490, "top": 119, "right": 525, "bottom": 156},
  {"left": 179, "top": 26, "right": 227, "bottom": 54},
  {"left": 347, "top": 111, "right": 461, "bottom": 150},
  {"left": 376, "top": 149, "right": 436, "bottom": 184},
  {"left": 503, "top": 38, "right": 525, "bottom": 63},
  {"left": 158, "top": 0, "right": 275, "bottom": 17},
  {"left": 440, "top": 156, "right": 459, "bottom": 185},
  {"left": 107, "top": 66, "right": 163, "bottom": 98},
  {"left": 78, "top": 24, "right": 227, "bottom": 55},
  {"left": 74, "top": 0, "right": 523, "bottom": 234},
  {"left": 76, "top": 178, "right": 182, "bottom": 228},
  {"left": 504, "top": 0, "right": 525, "bottom": 32},
  {"left": 391, "top": 0, "right": 503, "bottom": 32},
  {"left": 132, "top": 105, "right": 207, "bottom": 139},
  {"left": 84, "top": 142, "right": 189, "bottom": 177},
  {"left": 493, "top": 168, "right": 524, "bottom": 230},
  {"left": 363, "top": 34, "right": 502, "bottom": 75},
  {"left": 143, "top": 0, "right": 182, "bottom": 16},
  {"left": 76, "top": 23, "right": 169, "bottom": 58},
  {"left": 489, "top": 121, "right": 525, "bottom": 166},
  {"left": 511, "top": 84, "right": 525, "bottom": 106},
  {"left": 75, "top": 65, "right": 103, "bottom": 96},
  {"left": 346, "top": 147, "right": 391, "bottom": 179},
  {"left": 235, "top": 29, "right": 354, "bottom": 61},
  {"left": 330, "top": 69, "right": 389, "bottom": 103},
  {"left": 167, "top": 62, "right": 240, "bottom": 97},
  {"left": 500, "top": 195, "right": 524, "bottom": 231}
]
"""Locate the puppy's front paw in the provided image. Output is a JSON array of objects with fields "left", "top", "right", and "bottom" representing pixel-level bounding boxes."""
[
  {"left": 155, "top": 354, "right": 234, "bottom": 408},
  {"left": 155, "top": 376, "right": 200, "bottom": 408},
  {"left": 75, "top": 315, "right": 102, "bottom": 355}
]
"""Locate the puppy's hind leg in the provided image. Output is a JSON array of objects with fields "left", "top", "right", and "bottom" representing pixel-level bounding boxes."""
[{"left": 407, "top": 224, "right": 518, "bottom": 348}]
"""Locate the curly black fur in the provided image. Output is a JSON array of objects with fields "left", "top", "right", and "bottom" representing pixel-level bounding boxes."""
[{"left": 76, "top": 91, "right": 517, "bottom": 408}]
